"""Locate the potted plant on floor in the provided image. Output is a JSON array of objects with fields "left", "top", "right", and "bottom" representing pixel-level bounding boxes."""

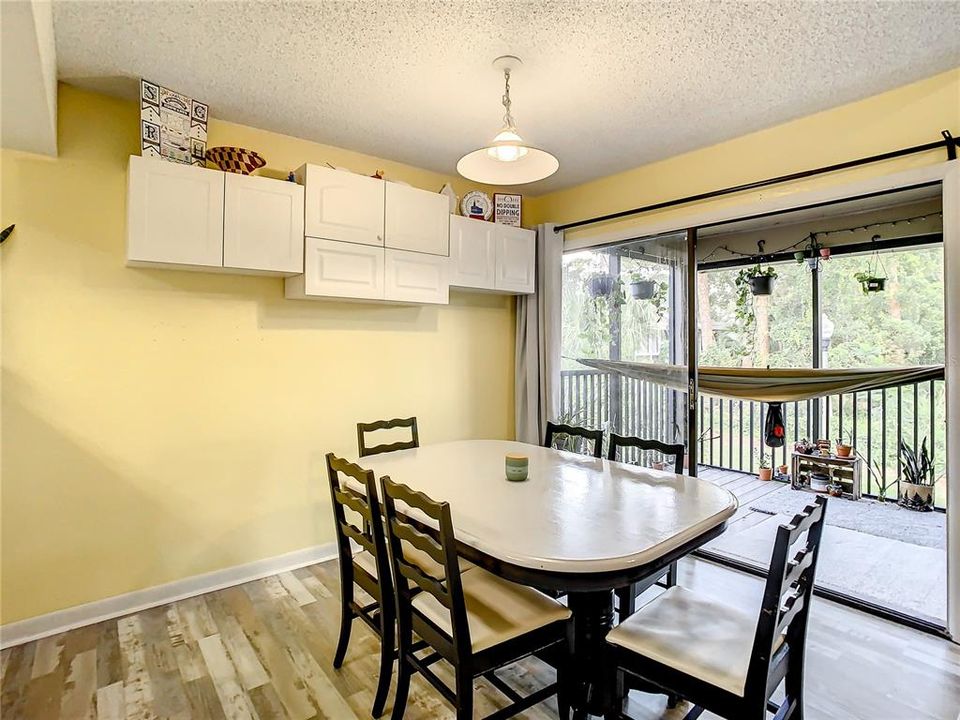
[
  {"left": 858, "top": 451, "right": 895, "bottom": 502},
  {"left": 758, "top": 452, "right": 773, "bottom": 481},
  {"left": 898, "top": 437, "right": 938, "bottom": 511},
  {"left": 672, "top": 424, "right": 717, "bottom": 469},
  {"left": 835, "top": 434, "right": 853, "bottom": 457}
]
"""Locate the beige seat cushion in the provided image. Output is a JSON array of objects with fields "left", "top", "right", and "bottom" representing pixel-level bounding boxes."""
[
  {"left": 411, "top": 567, "right": 571, "bottom": 653},
  {"left": 606, "top": 586, "right": 784, "bottom": 697},
  {"left": 352, "top": 547, "right": 472, "bottom": 581}
]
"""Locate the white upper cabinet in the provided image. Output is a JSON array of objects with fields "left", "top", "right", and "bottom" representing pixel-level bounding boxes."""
[
  {"left": 223, "top": 173, "right": 304, "bottom": 274},
  {"left": 447, "top": 216, "right": 535, "bottom": 295},
  {"left": 384, "top": 249, "right": 449, "bottom": 305},
  {"left": 384, "top": 182, "right": 449, "bottom": 256},
  {"left": 285, "top": 241, "right": 448, "bottom": 305},
  {"left": 127, "top": 156, "right": 305, "bottom": 276},
  {"left": 298, "top": 164, "right": 384, "bottom": 247},
  {"left": 286, "top": 237, "right": 384, "bottom": 301},
  {"left": 495, "top": 224, "right": 536, "bottom": 294},
  {"left": 127, "top": 155, "right": 224, "bottom": 268},
  {"left": 449, "top": 215, "right": 496, "bottom": 289}
]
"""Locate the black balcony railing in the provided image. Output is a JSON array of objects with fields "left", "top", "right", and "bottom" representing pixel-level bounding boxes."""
[
  {"left": 559, "top": 369, "right": 679, "bottom": 443},
  {"left": 559, "top": 368, "right": 946, "bottom": 509}
]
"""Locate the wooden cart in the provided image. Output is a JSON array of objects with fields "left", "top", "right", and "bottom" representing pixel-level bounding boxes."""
[{"left": 791, "top": 451, "right": 861, "bottom": 500}]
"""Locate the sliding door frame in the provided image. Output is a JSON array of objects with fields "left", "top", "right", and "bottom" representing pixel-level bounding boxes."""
[{"left": 558, "top": 161, "right": 960, "bottom": 639}]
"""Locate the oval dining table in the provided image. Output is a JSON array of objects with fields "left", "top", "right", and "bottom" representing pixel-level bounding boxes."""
[{"left": 354, "top": 439, "right": 738, "bottom": 716}]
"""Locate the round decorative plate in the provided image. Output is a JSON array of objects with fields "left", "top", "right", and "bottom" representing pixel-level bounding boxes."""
[
  {"left": 204, "top": 146, "right": 266, "bottom": 175},
  {"left": 461, "top": 190, "right": 493, "bottom": 220}
]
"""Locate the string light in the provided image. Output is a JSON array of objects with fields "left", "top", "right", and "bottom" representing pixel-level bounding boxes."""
[{"left": 699, "top": 212, "right": 942, "bottom": 264}]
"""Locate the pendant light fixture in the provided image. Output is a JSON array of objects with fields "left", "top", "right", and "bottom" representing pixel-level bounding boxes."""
[{"left": 456, "top": 56, "right": 559, "bottom": 185}]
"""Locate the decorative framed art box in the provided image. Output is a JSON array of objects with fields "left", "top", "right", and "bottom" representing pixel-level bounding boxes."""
[{"left": 140, "top": 79, "right": 208, "bottom": 166}]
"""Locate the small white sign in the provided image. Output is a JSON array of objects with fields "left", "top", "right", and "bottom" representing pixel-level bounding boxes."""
[{"left": 494, "top": 193, "right": 522, "bottom": 226}]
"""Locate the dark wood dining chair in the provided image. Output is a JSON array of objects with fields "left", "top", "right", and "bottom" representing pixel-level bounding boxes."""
[
  {"left": 380, "top": 475, "right": 573, "bottom": 720},
  {"left": 605, "top": 495, "right": 828, "bottom": 720},
  {"left": 358, "top": 416, "right": 420, "bottom": 457},
  {"left": 325, "top": 453, "right": 396, "bottom": 718},
  {"left": 608, "top": 433, "right": 685, "bottom": 621},
  {"left": 607, "top": 433, "right": 684, "bottom": 473},
  {"left": 544, "top": 420, "right": 604, "bottom": 458}
]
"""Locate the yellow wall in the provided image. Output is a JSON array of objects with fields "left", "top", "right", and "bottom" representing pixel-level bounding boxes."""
[
  {"left": 0, "top": 84, "right": 517, "bottom": 624},
  {"left": 528, "top": 68, "right": 960, "bottom": 244},
  {"left": 3, "top": 69, "right": 957, "bottom": 625}
]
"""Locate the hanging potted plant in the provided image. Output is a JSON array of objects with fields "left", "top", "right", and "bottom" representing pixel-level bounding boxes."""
[
  {"left": 585, "top": 272, "right": 616, "bottom": 298},
  {"left": 853, "top": 247, "right": 887, "bottom": 294},
  {"left": 628, "top": 271, "right": 657, "bottom": 300},
  {"left": 898, "top": 437, "right": 938, "bottom": 511},
  {"left": 854, "top": 273, "right": 886, "bottom": 293},
  {"left": 736, "top": 262, "right": 778, "bottom": 297}
]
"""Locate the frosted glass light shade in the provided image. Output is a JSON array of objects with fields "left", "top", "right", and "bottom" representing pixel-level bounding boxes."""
[
  {"left": 486, "top": 128, "right": 528, "bottom": 162},
  {"left": 457, "top": 145, "right": 559, "bottom": 185},
  {"left": 487, "top": 144, "right": 528, "bottom": 162}
]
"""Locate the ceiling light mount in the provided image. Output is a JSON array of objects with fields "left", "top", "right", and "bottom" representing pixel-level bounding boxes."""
[{"left": 456, "top": 55, "right": 558, "bottom": 186}]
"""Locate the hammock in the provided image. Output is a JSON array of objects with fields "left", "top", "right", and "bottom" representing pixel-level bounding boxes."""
[{"left": 574, "top": 358, "right": 944, "bottom": 403}]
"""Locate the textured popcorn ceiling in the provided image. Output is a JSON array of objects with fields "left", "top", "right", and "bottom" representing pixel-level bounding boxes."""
[{"left": 53, "top": 1, "right": 960, "bottom": 192}]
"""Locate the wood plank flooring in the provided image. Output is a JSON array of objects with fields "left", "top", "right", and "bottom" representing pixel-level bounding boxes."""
[{"left": 3, "top": 557, "right": 959, "bottom": 719}]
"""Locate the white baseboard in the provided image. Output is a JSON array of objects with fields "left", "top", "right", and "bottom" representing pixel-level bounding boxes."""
[{"left": 0, "top": 542, "right": 338, "bottom": 649}]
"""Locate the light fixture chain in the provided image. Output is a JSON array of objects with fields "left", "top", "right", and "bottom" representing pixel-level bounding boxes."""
[{"left": 501, "top": 69, "right": 515, "bottom": 129}]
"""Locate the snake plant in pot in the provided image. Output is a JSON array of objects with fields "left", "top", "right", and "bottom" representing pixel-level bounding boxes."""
[{"left": 898, "top": 437, "right": 938, "bottom": 511}]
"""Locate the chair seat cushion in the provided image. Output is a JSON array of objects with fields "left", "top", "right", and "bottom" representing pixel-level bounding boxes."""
[
  {"left": 607, "top": 586, "right": 783, "bottom": 697},
  {"left": 412, "top": 567, "right": 571, "bottom": 654},
  {"left": 353, "top": 547, "right": 472, "bottom": 580}
]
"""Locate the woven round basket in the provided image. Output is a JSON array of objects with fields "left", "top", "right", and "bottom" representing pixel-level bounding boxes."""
[{"left": 204, "top": 146, "right": 266, "bottom": 175}]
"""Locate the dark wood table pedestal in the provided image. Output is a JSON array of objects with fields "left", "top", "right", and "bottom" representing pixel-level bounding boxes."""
[{"left": 567, "top": 590, "right": 620, "bottom": 718}]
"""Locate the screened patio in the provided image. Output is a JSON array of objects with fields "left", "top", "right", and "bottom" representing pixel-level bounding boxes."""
[{"left": 560, "top": 186, "right": 948, "bottom": 629}]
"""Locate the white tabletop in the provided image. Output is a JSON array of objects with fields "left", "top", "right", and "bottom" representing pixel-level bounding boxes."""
[{"left": 355, "top": 439, "right": 737, "bottom": 574}]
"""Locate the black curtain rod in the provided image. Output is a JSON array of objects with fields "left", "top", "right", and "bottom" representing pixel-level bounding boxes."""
[{"left": 553, "top": 130, "right": 957, "bottom": 233}]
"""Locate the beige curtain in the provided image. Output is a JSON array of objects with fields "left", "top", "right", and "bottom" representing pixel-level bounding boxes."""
[
  {"left": 577, "top": 358, "right": 944, "bottom": 403},
  {"left": 515, "top": 224, "right": 563, "bottom": 444}
]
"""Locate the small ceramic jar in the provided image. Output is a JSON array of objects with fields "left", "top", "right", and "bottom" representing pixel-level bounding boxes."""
[{"left": 505, "top": 453, "right": 529, "bottom": 482}]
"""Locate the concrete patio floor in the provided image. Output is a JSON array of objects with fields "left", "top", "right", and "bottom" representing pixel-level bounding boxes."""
[{"left": 697, "top": 466, "right": 946, "bottom": 626}]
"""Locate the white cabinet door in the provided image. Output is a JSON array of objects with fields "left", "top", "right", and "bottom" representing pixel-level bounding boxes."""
[
  {"left": 127, "top": 155, "right": 224, "bottom": 267},
  {"left": 223, "top": 173, "right": 304, "bottom": 274},
  {"left": 495, "top": 225, "right": 536, "bottom": 294},
  {"left": 285, "top": 238, "right": 384, "bottom": 301},
  {"left": 299, "top": 165, "right": 384, "bottom": 247},
  {"left": 384, "top": 249, "right": 449, "bottom": 305},
  {"left": 449, "top": 215, "right": 496, "bottom": 290},
  {"left": 384, "top": 182, "right": 449, "bottom": 256}
]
